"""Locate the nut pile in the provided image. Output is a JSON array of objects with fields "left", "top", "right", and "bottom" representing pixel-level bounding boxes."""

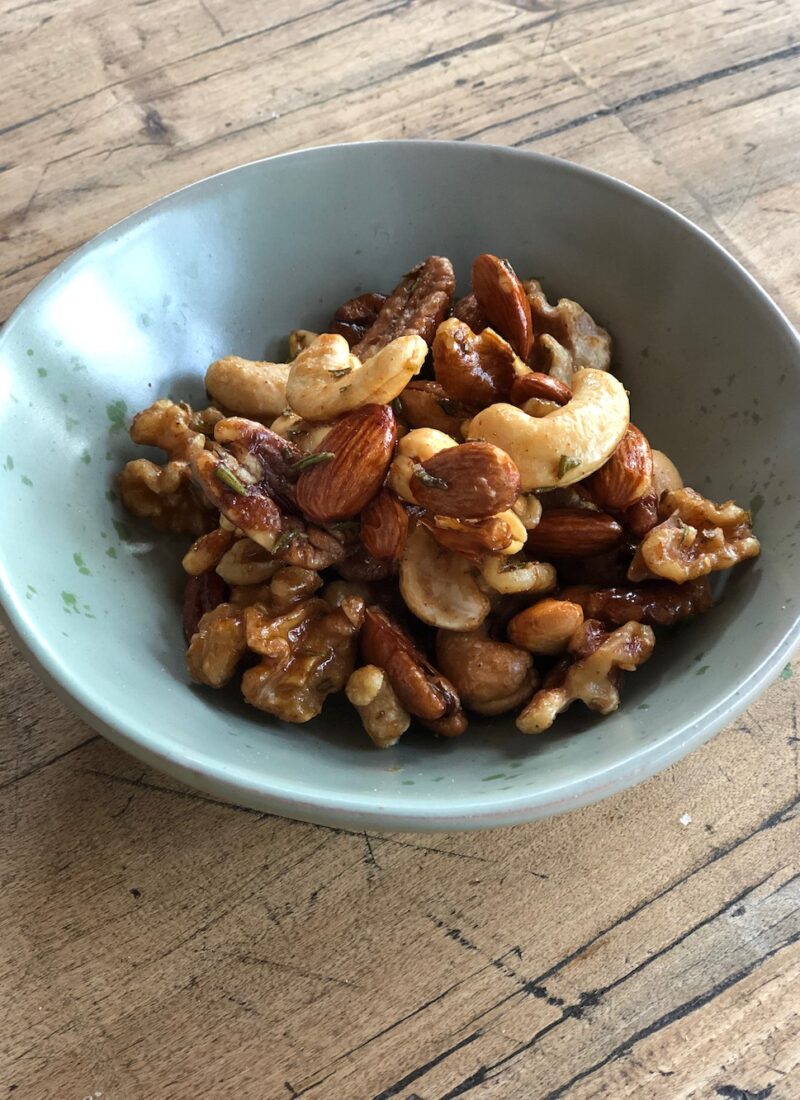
[{"left": 119, "top": 253, "right": 761, "bottom": 747}]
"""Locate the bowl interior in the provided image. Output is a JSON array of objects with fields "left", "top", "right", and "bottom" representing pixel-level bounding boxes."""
[{"left": 1, "top": 141, "right": 798, "bottom": 829}]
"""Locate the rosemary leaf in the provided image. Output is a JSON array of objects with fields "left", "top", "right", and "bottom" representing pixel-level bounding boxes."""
[
  {"left": 215, "top": 465, "right": 248, "bottom": 496},
  {"left": 557, "top": 454, "right": 582, "bottom": 479},
  {"left": 292, "top": 451, "right": 335, "bottom": 472},
  {"left": 412, "top": 462, "right": 449, "bottom": 491}
]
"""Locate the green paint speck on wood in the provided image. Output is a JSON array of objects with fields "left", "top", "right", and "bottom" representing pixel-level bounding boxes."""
[{"left": 73, "top": 552, "right": 91, "bottom": 576}]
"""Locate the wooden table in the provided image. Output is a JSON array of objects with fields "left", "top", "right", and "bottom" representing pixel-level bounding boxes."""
[{"left": 2, "top": 2, "right": 799, "bottom": 1097}]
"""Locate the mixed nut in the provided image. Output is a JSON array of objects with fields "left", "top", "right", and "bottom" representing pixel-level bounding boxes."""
[{"left": 118, "top": 253, "right": 761, "bottom": 748}]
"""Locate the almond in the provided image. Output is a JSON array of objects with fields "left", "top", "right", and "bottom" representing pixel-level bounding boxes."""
[
  {"left": 585, "top": 424, "right": 653, "bottom": 511},
  {"left": 410, "top": 441, "right": 521, "bottom": 519},
  {"left": 361, "top": 489, "right": 409, "bottom": 561},
  {"left": 510, "top": 371, "right": 572, "bottom": 408},
  {"left": 472, "top": 253, "right": 533, "bottom": 360},
  {"left": 295, "top": 404, "right": 396, "bottom": 524},
  {"left": 420, "top": 514, "right": 513, "bottom": 561},
  {"left": 526, "top": 507, "right": 623, "bottom": 558}
]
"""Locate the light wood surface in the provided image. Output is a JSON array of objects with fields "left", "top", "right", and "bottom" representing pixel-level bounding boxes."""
[{"left": 2, "top": 2, "right": 799, "bottom": 1097}]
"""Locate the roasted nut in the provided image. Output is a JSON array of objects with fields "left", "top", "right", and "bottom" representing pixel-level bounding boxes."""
[
  {"left": 453, "top": 291, "right": 487, "bottom": 332},
  {"left": 652, "top": 449, "right": 684, "bottom": 497},
  {"left": 400, "top": 525, "right": 491, "bottom": 631},
  {"left": 275, "top": 523, "right": 348, "bottom": 571},
  {"left": 507, "top": 598, "right": 585, "bottom": 655},
  {"left": 360, "top": 606, "right": 464, "bottom": 732},
  {"left": 338, "top": 546, "right": 397, "bottom": 582},
  {"left": 585, "top": 425, "right": 654, "bottom": 511},
  {"left": 346, "top": 665, "right": 411, "bottom": 748},
  {"left": 517, "top": 620, "right": 655, "bottom": 733},
  {"left": 214, "top": 416, "right": 301, "bottom": 512},
  {"left": 468, "top": 368, "right": 630, "bottom": 491},
  {"left": 182, "top": 527, "right": 237, "bottom": 575},
  {"left": 186, "top": 602, "right": 246, "bottom": 686},
  {"left": 270, "top": 411, "right": 333, "bottom": 454},
  {"left": 561, "top": 578, "right": 713, "bottom": 626},
  {"left": 388, "top": 427, "right": 458, "bottom": 503},
  {"left": 410, "top": 441, "right": 521, "bottom": 519},
  {"left": 436, "top": 629, "right": 537, "bottom": 716},
  {"left": 216, "top": 537, "right": 281, "bottom": 586},
  {"left": 526, "top": 508, "right": 623, "bottom": 558},
  {"left": 510, "top": 371, "right": 572, "bottom": 408},
  {"left": 421, "top": 513, "right": 515, "bottom": 561},
  {"left": 241, "top": 597, "right": 365, "bottom": 722},
  {"left": 286, "top": 333, "right": 426, "bottom": 422},
  {"left": 129, "top": 398, "right": 208, "bottom": 460},
  {"left": 512, "top": 493, "right": 543, "bottom": 530},
  {"left": 206, "top": 356, "right": 292, "bottom": 421},
  {"left": 191, "top": 449, "right": 283, "bottom": 550},
  {"left": 323, "top": 579, "right": 375, "bottom": 608},
  {"left": 534, "top": 333, "right": 574, "bottom": 386},
  {"left": 480, "top": 555, "right": 557, "bottom": 595},
  {"left": 622, "top": 488, "right": 659, "bottom": 538},
  {"left": 353, "top": 256, "right": 455, "bottom": 359},
  {"left": 432, "top": 318, "right": 520, "bottom": 407},
  {"left": 182, "top": 573, "right": 230, "bottom": 643},
  {"left": 472, "top": 254, "right": 533, "bottom": 360},
  {"left": 119, "top": 457, "right": 214, "bottom": 535},
  {"left": 288, "top": 330, "right": 319, "bottom": 359},
  {"left": 524, "top": 279, "right": 611, "bottom": 375},
  {"left": 361, "top": 489, "right": 409, "bottom": 562},
  {"left": 329, "top": 292, "right": 388, "bottom": 347},
  {"left": 628, "top": 487, "right": 761, "bottom": 583},
  {"left": 398, "top": 380, "right": 471, "bottom": 436},
  {"left": 268, "top": 565, "right": 324, "bottom": 610},
  {"left": 295, "top": 404, "right": 397, "bottom": 524}
]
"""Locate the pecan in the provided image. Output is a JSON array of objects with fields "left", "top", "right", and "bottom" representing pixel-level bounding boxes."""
[
  {"left": 329, "top": 292, "right": 387, "bottom": 347},
  {"left": 433, "top": 318, "right": 518, "bottom": 407},
  {"left": 182, "top": 573, "right": 230, "bottom": 643},
  {"left": 507, "top": 598, "right": 585, "bottom": 655},
  {"left": 191, "top": 449, "right": 283, "bottom": 549},
  {"left": 510, "top": 371, "right": 572, "bottom": 408},
  {"left": 526, "top": 508, "right": 623, "bottom": 558},
  {"left": 524, "top": 280, "right": 611, "bottom": 373},
  {"left": 213, "top": 416, "right": 301, "bottom": 513},
  {"left": 186, "top": 601, "right": 245, "bottom": 685},
  {"left": 585, "top": 425, "right": 653, "bottom": 511},
  {"left": 552, "top": 543, "right": 635, "bottom": 587},
  {"left": 361, "top": 606, "right": 465, "bottom": 732},
  {"left": 353, "top": 256, "right": 455, "bottom": 359},
  {"left": 436, "top": 628, "right": 537, "bottom": 716},
  {"left": 622, "top": 488, "right": 659, "bottom": 538},
  {"left": 295, "top": 404, "right": 397, "bottom": 524},
  {"left": 410, "top": 441, "right": 521, "bottom": 519},
  {"left": 398, "top": 380, "right": 471, "bottom": 436},
  {"left": 420, "top": 513, "right": 514, "bottom": 561},
  {"left": 361, "top": 489, "right": 409, "bottom": 562},
  {"left": 241, "top": 597, "right": 365, "bottom": 723},
  {"left": 517, "top": 619, "right": 655, "bottom": 733},
  {"left": 453, "top": 291, "right": 487, "bottom": 332},
  {"left": 628, "top": 488, "right": 760, "bottom": 582},
  {"left": 561, "top": 578, "right": 713, "bottom": 626},
  {"left": 472, "top": 254, "right": 533, "bottom": 360}
]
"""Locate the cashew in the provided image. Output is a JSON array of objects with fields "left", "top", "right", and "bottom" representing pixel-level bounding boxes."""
[
  {"left": 388, "top": 427, "right": 459, "bottom": 504},
  {"left": 467, "top": 368, "right": 629, "bottom": 491},
  {"left": 496, "top": 509, "right": 527, "bottom": 555},
  {"left": 286, "top": 333, "right": 427, "bottom": 422},
  {"left": 480, "top": 556, "right": 557, "bottom": 595},
  {"left": 521, "top": 397, "right": 561, "bottom": 418},
  {"left": 346, "top": 665, "right": 411, "bottom": 748},
  {"left": 400, "top": 525, "right": 490, "bottom": 631},
  {"left": 288, "top": 329, "right": 319, "bottom": 359},
  {"left": 652, "top": 449, "right": 683, "bottom": 497},
  {"left": 206, "top": 356, "right": 291, "bottom": 421}
]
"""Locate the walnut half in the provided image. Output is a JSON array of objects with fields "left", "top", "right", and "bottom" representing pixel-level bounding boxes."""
[{"left": 516, "top": 619, "right": 655, "bottom": 733}]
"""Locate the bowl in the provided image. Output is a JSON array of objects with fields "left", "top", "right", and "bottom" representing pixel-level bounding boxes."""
[{"left": 1, "top": 140, "right": 798, "bottom": 831}]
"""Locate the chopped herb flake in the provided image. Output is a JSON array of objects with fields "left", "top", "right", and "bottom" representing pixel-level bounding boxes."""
[
  {"left": 557, "top": 454, "right": 582, "bottom": 478},
  {"left": 293, "top": 451, "right": 335, "bottom": 472},
  {"left": 329, "top": 367, "right": 352, "bottom": 379},
  {"left": 215, "top": 465, "right": 248, "bottom": 496},
  {"left": 412, "top": 463, "right": 449, "bottom": 491}
]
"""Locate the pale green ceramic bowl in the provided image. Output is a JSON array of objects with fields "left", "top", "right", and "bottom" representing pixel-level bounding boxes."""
[{"left": 1, "top": 142, "right": 798, "bottom": 830}]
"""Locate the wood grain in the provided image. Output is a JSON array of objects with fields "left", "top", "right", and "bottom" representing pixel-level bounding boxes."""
[{"left": 1, "top": 0, "right": 799, "bottom": 1097}]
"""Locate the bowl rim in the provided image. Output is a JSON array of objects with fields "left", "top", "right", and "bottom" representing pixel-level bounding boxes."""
[{"left": 1, "top": 138, "right": 799, "bottom": 831}]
